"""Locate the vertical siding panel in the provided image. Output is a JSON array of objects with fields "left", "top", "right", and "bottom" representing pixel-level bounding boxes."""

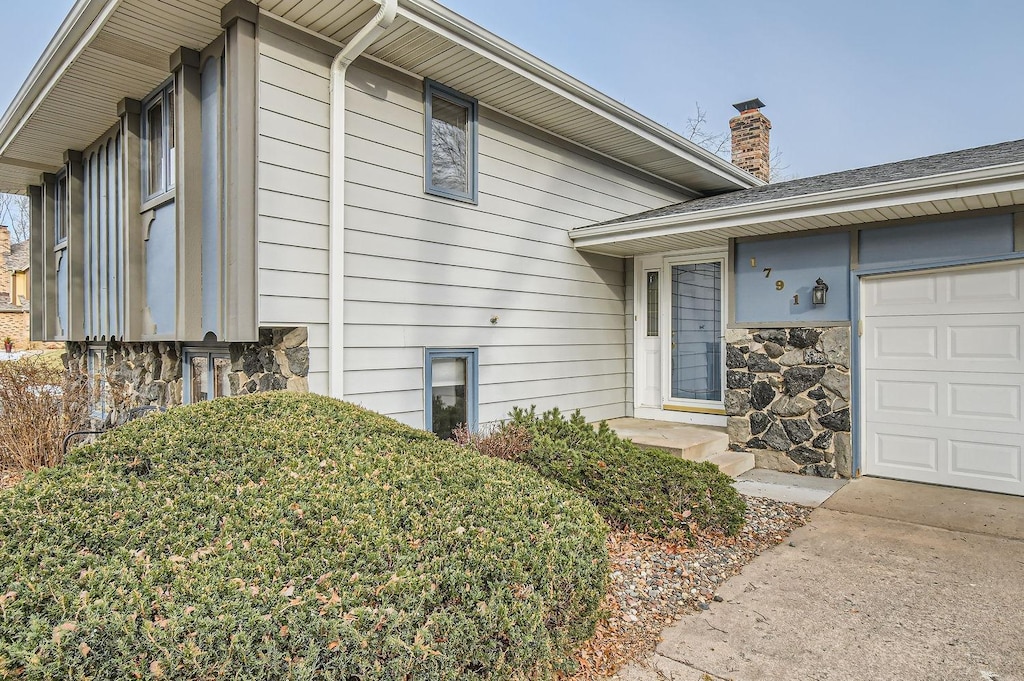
[
  {"left": 82, "top": 154, "right": 93, "bottom": 338},
  {"left": 98, "top": 142, "right": 109, "bottom": 338}
]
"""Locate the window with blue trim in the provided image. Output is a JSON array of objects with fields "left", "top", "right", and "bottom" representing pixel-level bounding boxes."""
[
  {"left": 425, "top": 348, "right": 478, "bottom": 439},
  {"left": 424, "top": 81, "right": 477, "bottom": 203}
]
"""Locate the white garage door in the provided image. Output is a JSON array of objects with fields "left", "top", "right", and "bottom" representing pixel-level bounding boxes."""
[{"left": 862, "top": 261, "right": 1024, "bottom": 496}]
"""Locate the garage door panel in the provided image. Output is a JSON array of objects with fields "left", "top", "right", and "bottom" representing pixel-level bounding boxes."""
[
  {"left": 865, "top": 314, "right": 1024, "bottom": 373},
  {"left": 949, "top": 439, "right": 1022, "bottom": 486},
  {"left": 867, "top": 423, "right": 1023, "bottom": 495},
  {"left": 864, "top": 261, "right": 1024, "bottom": 316},
  {"left": 866, "top": 369, "right": 1024, "bottom": 433},
  {"left": 862, "top": 261, "right": 1024, "bottom": 496},
  {"left": 947, "top": 265, "right": 1022, "bottom": 309}
]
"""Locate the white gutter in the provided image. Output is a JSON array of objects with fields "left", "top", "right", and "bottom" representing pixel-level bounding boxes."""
[
  {"left": 570, "top": 160, "right": 1024, "bottom": 249},
  {"left": 0, "top": 0, "right": 118, "bottom": 159},
  {"left": 328, "top": 0, "right": 397, "bottom": 400}
]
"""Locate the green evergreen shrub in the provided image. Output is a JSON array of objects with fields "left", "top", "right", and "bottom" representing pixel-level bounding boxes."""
[
  {"left": 502, "top": 407, "right": 747, "bottom": 538},
  {"left": 0, "top": 393, "right": 608, "bottom": 680}
]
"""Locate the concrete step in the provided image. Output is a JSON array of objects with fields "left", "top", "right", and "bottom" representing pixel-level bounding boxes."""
[
  {"left": 604, "top": 418, "right": 752, "bottom": 477},
  {"left": 705, "top": 449, "right": 755, "bottom": 477}
]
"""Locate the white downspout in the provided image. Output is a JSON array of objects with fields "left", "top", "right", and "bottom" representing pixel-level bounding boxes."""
[{"left": 328, "top": 0, "right": 397, "bottom": 399}]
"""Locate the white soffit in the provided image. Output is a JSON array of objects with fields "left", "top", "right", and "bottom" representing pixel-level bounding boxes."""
[
  {"left": 0, "top": 0, "right": 760, "bottom": 196},
  {"left": 253, "top": 0, "right": 761, "bottom": 195},
  {"left": 570, "top": 167, "right": 1024, "bottom": 257}
]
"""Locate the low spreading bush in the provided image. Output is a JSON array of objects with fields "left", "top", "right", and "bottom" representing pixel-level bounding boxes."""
[
  {"left": 465, "top": 407, "right": 746, "bottom": 538},
  {"left": 0, "top": 355, "right": 90, "bottom": 473},
  {"left": 0, "top": 393, "right": 608, "bottom": 680}
]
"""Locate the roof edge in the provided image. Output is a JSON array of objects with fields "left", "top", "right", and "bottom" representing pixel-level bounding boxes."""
[
  {"left": 570, "top": 160, "right": 1024, "bottom": 246},
  {"left": 0, "top": 0, "right": 119, "bottom": 160},
  {"left": 399, "top": 0, "right": 763, "bottom": 192}
]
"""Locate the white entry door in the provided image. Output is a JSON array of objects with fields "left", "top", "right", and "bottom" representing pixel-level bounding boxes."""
[{"left": 861, "top": 261, "right": 1024, "bottom": 496}]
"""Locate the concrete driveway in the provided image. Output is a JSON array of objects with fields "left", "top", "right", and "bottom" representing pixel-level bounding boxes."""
[{"left": 616, "top": 477, "right": 1024, "bottom": 681}]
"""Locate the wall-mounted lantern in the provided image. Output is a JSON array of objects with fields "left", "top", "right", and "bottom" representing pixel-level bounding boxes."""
[{"left": 812, "top": 278, "right": 829, "bottom": 306}]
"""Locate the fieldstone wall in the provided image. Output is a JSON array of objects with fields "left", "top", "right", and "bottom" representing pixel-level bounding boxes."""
[
  {"left": 725, "top": 326, "right": 852, "bottom": 478},
  {"left": 66, "top": 327, "right": 309, "bottom": 423}
]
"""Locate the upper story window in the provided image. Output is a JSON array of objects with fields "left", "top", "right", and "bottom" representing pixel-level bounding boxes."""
[
  {"left": 142, "top": 81, "right": 175, "bottom": 200},
  {"left": 424, "top": 80, "right": 477, "bottom": 203},
  {"left": 54, "top": 170, "right": 68, "bottom": 245}
]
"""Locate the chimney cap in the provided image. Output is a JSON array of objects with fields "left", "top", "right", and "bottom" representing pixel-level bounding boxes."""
[{"left": 732, "top": 98, "right": 766, "bottom": 113}]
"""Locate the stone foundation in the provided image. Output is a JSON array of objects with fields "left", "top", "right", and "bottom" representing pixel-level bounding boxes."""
[
  {"left": 66, "top": 327, "right": 309, "bottom": 423},
  {"left": 725, "top": 326, "right": 852, "bottom": 478}
]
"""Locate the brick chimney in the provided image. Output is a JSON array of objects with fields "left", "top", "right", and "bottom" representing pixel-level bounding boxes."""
[{"left": 730, "top": 98, "right": 771, "bottom": 182}]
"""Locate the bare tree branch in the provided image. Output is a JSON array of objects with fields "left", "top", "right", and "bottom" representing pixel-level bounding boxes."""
[{"left": 683, "top": 102, "right": 731, "bottom": 160}]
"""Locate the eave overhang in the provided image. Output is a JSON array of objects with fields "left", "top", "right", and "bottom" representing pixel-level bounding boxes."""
[
  {"left": 569, "top": 161, "right": 1024, "bottom": 257},
  {"left": 0, "top": 0, "right": 761, "bottom": 196}
]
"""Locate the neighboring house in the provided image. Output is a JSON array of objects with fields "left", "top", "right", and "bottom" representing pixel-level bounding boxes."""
[
  {"left": 0, "top": 0, "right": 1020, "bottom": 498},
  {"left": 0, "top": 225, "right": 29, "bottom": 347}
]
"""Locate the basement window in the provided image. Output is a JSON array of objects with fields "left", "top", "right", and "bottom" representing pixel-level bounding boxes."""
[
  {"left": 425, "top": 348, "right": 479, "bottom": 439},
  {"left": 424, "top": 81, "right": 477, "bottom": 203},
  {"left": 184, "top": 348, "right": 231, "bottom": 403}
]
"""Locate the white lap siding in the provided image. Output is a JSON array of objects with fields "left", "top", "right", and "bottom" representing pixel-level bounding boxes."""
[
  {"left": 257, "top": 24, "right": 332, "bottom": 393},
  {"left": 256, "top": 22, "right": 688, "bottom": 427}
]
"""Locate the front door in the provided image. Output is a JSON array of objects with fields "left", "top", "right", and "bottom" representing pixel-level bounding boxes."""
[{"left": 665, "top": 256, "right": 726, "bottom": 416}]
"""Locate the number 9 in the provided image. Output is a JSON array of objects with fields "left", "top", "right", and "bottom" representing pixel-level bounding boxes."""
[{"left": 775, "top": 280, "right": 785, "bottom": 291}]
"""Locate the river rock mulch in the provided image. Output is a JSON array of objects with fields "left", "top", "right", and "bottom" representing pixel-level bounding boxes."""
[{"left": 564, "top": 495, "right": 812, "bottom": 679}]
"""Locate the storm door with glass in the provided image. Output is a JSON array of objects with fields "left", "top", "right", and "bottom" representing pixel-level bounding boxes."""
[{"left": 667, "top": 259, "right": 724, "bottom": 408}]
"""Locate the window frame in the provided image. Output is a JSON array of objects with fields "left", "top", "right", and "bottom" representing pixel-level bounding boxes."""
[
  {"left": 86, "top": 345, "right": 109, "bottom": 422},
  {"left": 183, "top": 347, "right": 231, "bottom": 404},
  {"left": 141, "top": 79, "right": 176, "bottom": 203},
  {"left": 53, "top": 169, "right": 69, "bottom": 247},
  {"left": 424, "top": 347, "right": 479, "bottom": 437},
  {"left": 424, "top": 80, "right": 478, "bottom": 204}
]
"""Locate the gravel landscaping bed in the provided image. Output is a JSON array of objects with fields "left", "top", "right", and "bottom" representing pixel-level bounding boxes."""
[{"left": 566, "top": 495, "right": 812, "bottom": 679}]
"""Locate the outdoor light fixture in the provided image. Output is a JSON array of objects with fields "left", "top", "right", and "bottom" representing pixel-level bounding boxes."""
[{"left": 812, "top": 278, "right": 829, "bottom": 306}]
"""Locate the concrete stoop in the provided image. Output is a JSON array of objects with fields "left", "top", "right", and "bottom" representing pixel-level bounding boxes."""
[{"left": 604, "top": 418, "right": 754, "bottom": 477}]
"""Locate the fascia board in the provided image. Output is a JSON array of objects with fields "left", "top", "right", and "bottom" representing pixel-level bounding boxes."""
[
  {"left": 570, "top": 161, "right": 1024, "bottom": 247},
  {"left": 398, "top": 0, "right": 762, "bottom": 191},
  {"left": 0, "top": 0, "right": 119, "bottom": 159}
]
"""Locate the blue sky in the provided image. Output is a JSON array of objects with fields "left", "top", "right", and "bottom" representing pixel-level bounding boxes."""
[{"left": 2, "top": 0, "right": 1023, "bottom": 179}]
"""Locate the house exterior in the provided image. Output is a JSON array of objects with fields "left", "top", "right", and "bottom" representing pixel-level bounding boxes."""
[
  {"left": 0, "top": 0, "right": 755, "bottom": 423},
  {"left": 0, "top": 226, "right": 29, "bottom": 347},
  {"left": 1, "top": 0, "right": 1021, "bottom": 497}
]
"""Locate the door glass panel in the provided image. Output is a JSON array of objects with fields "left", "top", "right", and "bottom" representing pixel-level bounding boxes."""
[
  {"left": 431, "top": 356, "right": 467, "bottom": 439},
  {"left": 671, "top": 262, "right": 722, "bottom": 401},
  {"left": 646, "top": 271, "right": 659, "bottom": 337}
]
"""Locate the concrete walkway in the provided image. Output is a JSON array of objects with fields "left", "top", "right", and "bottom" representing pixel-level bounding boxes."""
[{"left": 617, "top": 477, "right": 1024, "bottom": 681}]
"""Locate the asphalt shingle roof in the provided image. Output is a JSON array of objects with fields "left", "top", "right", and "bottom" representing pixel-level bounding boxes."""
[
  {"left": 593, "top": 138, "right": 1024, "bottom": 228},
  {"left": 7, "top": 241, "right": 28, "bottom": 272}
]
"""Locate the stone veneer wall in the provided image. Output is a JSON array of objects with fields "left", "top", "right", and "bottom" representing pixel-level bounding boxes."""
[
  {"left": 66, "top": 327, "right": 309, "bottom": 422},
  {"left": 725, "top": 326, "right": 852, "bottom": 478}
]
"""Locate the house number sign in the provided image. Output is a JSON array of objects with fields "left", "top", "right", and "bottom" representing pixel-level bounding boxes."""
[{"left": 751, "top": 257, "right": 796, "bottom": 304}]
